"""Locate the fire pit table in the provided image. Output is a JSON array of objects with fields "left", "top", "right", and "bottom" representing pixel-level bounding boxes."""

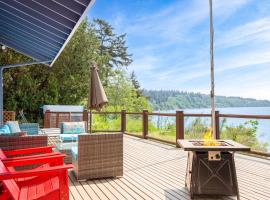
[{"left": 177, "top": 139, "right": 250, "bottom": 200}]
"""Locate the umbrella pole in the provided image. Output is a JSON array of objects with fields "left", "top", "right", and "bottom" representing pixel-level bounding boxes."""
[
  {"left": 90, "top": 110, "right": 92, "bottom": 133},
  {"left": 209, "top": 0, "right": 216, "bottom": 139}
]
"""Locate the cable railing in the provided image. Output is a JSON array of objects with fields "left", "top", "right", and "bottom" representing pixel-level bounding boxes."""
[{"left": 44, "top": 110, "right": 270, "bottom": 156}]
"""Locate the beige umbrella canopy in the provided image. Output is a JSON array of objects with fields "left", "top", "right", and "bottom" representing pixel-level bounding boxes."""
[
  {"left": 88, "top": 63, "right": 108, "bottom": 133},
  {"left": 88, "top": 63, "right": 108, "bottom": 111}
]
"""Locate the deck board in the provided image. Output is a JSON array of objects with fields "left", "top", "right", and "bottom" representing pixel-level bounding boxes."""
[{"left": 67, "top": 135, "right": 270, "bottom": 200}]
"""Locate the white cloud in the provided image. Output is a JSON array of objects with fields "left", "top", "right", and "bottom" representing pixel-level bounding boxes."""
[
  {"left": 128, "top": 55, "right": 159, "bottom": 72},
  {"left": 217, "top": 17, "right": 270, "bottom": 48},
  {"left": 123, "top": 0, "right": 253, "bottom": 74},
  {"left": 123, "top": 0, "right": 251, "bottom": 43}
]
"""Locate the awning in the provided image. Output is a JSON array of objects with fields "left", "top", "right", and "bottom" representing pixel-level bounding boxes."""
[
  {"left": 0, "top": 0, "right": 95, "bottom": 66},
  {"left": 0, "top": 0, "right": 95, "bottom": 124}
]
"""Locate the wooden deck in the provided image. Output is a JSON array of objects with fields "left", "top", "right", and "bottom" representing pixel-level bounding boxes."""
[{"left": 67, "top": 135, "right": 270, "bottom": 200}]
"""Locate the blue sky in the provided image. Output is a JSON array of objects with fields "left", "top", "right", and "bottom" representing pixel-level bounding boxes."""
[{"left": 88, "top": 0, "right": 270, "bottom": 100}]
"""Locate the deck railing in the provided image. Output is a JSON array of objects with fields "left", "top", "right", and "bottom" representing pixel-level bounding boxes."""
[{"left": 44, "top": 110, "right": 270, "bottom": 156}]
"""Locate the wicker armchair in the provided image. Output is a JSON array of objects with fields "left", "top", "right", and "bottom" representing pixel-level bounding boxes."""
[
  {"left": 72, "top": 133, "right": 123, "bottom": 180},
  {"left": 0, "top": 135, "right": 48, "bottom": 151}
]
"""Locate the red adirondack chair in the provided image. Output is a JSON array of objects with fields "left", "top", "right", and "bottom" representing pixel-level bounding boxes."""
[
  {"left": 1, "top": 151, "right": 66, "bottom": 187},
  {"left": 0, "top": 157, "right": 73, "bottom": 200},
  {"left": 0, "top": 146, "right": 58, "bottom": 160}
]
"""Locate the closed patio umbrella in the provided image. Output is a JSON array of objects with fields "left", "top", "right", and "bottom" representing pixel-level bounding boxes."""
[{"left": 88, "top": 63, "right": 108, "bottom": 132}]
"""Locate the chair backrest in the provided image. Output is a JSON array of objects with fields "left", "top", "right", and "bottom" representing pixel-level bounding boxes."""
[
  {"left": 0, "top": 160, "right": 20, "bottom": 200},
  {"left": 60, "top": 121, "right": 86, "bottom": 134},
  {"left": 77, "top": 133, "right": 123, "bottom": 161}
]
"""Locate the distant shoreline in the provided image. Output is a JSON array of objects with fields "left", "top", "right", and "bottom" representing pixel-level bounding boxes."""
[{"left": 143, "top": 90, "right": 270, "bottom": 111}]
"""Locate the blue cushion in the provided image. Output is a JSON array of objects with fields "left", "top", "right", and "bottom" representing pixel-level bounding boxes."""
[
  {"left": 71, "top": 146, "right": 78, "bottom": 160},
  {"left": 61, "top": 122, "right": 86, "bottom": 134},
  {"left": 6, "top": 121, "right": 21, "bottom": 133},
  {"left": 19, "top": 123, "right": 39, "bottom": 135},
  {"left": 0, "top": 125, "right": 11, "bottom": 134},
  {"left": 59, "top": 134, "right": 78, "bottom": 142}
]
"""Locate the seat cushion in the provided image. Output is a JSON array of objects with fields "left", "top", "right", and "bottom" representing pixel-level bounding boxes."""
[
  {"left": 61, "top": 122, "right": 86, "bottom": 134},
  {"left": 71, "top": 146, "right": 78, "bottom": 160},
  {"left": 0, "top": 124, "right": 11, "bottom": 134},
  {"left": 6, "top": 121, "right": 21, "bottom": 133},
  {"left": 20, "top": 176, "right": 59, "bottom": 200},
  {"left": 59, "top": 134, "right": 78, "bottom": 142},
  {"left": 0, "top": 160, "right": 20, "bottom": 200}
]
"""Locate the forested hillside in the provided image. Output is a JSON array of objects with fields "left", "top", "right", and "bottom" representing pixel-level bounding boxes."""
[{"left": 144, "top": 90, "right": 270, "bottom": 110}]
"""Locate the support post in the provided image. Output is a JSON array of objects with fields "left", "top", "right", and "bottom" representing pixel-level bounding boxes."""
[
  {"left": 89, "top": 110, "right": 93, "bottom": 133},
  {"left": 0, "top": 60, "right": 51, "bottom": 125},
  {"left": 142, "top": 110, "right": 148, "bottom": 139},
  {"left": 83, "top": 110, "right": 89, "bottom": 133},
  {"left": 176, "top": 110, "right": 184, "bottom": 147},
  {"left": 0, "top": 67, "right": 3, "bottom": 125},
  {"left": 121, "top": 110, "right": 126, "bottom": 133},
  {"left": 215, "top": 110, "right": 220, "bottom": 139}
]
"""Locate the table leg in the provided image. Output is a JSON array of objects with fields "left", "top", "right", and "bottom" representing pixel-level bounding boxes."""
[{"left": 232, "top": 153, "right": 240, "bottom": 200}]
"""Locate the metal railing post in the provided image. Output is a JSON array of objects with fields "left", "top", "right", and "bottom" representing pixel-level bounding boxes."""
[
  {"left": 215, "top": 110, "right": 220, "bottom": 139},
  {"left": 176, "top": 110, "right": 184, "bottom": 147},
  {"left": 121, "top": 110, "right": 126, "bottom": 133},
  {"left": 142, "top": 110, "right": 148, "bottom": 139}
]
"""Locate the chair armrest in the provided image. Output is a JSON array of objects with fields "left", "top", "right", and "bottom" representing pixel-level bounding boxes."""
[
  {"left": 3, "top": 146, "right": 55, "bottom": 156},
  {"left": 0, "top": 164, "right": 73, "bottom": 180},
  {"left": 1, "top": 152, "right": 61, "bottom": 162},
  {"left": 3, "top": 154, "right": 66, "bottom": 167}
]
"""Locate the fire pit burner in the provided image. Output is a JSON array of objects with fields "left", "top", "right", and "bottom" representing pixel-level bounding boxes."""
[
  {"left": 178, "top": 139, "right": 249, "bottom": 152},
  {"left": 177, "top": 139, "right": 250, "bottom": 200},
  {"left": 191, "top": 140, "right": 231, "bottom": 147}
]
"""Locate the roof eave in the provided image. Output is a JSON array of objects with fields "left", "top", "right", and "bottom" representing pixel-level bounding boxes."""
[{"left": 49, "top": 0, "right": 96, "bottom": 67}]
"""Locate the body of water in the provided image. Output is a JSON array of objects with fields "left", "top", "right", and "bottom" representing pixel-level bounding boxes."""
[{"left": 154, "top": 107, "right": 270, "bottom": 151}]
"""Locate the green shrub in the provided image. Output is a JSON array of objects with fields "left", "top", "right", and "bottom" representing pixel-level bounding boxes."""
[
  {"left": 221, "top": 120, "right": 268, "bottom": 152},
  {"left": 185, "top": 118, "right": 208, "bottom": 139}
]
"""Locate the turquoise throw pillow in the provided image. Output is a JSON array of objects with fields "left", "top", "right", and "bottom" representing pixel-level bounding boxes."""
[
  {"left": 61, "top": 122, "right": 86, "bottom": 134},
  {"left": 6, "top": 121, "right": 21, "bottom": 133},
  {"left": 19, "top": 123, "right": 39, "bottom": 135},
  {"left": 0, "top": 125, "right": 11, "bottom": 134}
]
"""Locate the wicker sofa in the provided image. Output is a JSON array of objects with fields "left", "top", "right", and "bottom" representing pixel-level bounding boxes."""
[
  {"left": 72, "top": 133, "right": 123, "bottom": 180},
  {"left": 0, "top": 135, "right": 47, "bottom": 151},
  {"left": 0, "top": 121, "right": 47, "bottom": 150}
]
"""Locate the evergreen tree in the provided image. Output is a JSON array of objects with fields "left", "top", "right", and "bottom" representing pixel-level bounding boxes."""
[
  {"left": 130, "top": 71, "right": 143, "bottom": 97},
  {"left": 93, "top": 19, "right": 133, "bottom": 85}
]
